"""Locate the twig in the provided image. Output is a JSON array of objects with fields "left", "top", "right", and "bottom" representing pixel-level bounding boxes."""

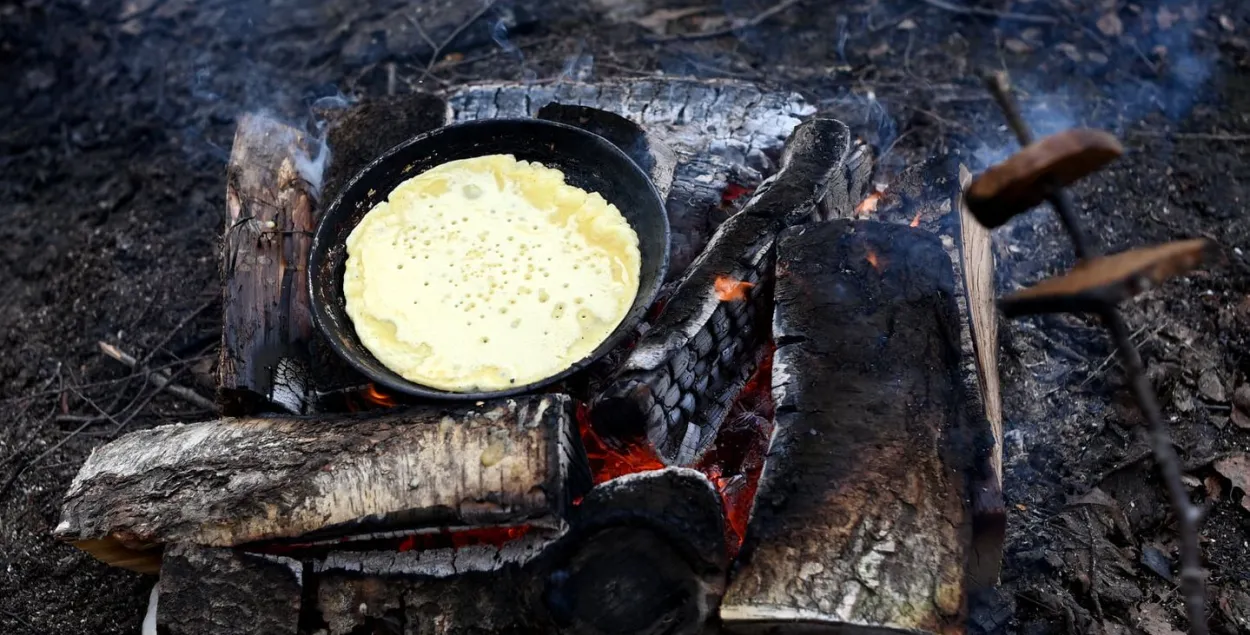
[
  {"left": 1128, "top": 130, "right": 1250, "bottom": 142},
  {"left": 1084, "top": 508, "right": 1106, "bottom": 621},
  {"left": 918, "top": 0, "right": 1058, "bottom": 25},
  {"left": 645, "top": 0, "right": 807, "bottom": 43},
  {"left": 418, "top": 0, "right": 498, "bottom": 83},
  {"left": 0, "top": 417, "right": 98, "bottom": 499},
  {"left": 983, "top": 71, "right": 1208, "bottom": 635},
  {"left": 98, "top": 342, "right": 216, "bottom": 411},
  {"left": 111, "top": 363, "right": 198, "bottom": 435},
  {"left": 137, "top": 296, "right": 215, "bottom": 367}
]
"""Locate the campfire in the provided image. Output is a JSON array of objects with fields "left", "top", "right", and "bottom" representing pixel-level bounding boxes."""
[{"left": 48, "top": 65, "right": 1218, "bottom": 635}]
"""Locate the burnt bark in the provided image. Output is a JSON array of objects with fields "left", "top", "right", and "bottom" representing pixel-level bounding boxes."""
[
  {"left": 448, "top": 79, "right": 817, "bottom": 277},
  {"left": 220, "top": 114, "right": 323, "bottom": 415},
  {"left": 719, "top": 221, "right": 973, "bottom": 635},
  {"left": 590, "top": 119, "right": 862, "bottom": 466},
  {"left": 157, "top": 543, "right": 302, "bottom": 635},
  {"left": 536, "top": 103, "right": 677, "bottom": 201},
  {"left": 55, "top": 395, "right": 588, "bottom": 572},
  {"left": 304, "top": 469, "right": 725, "bottom": 635}
]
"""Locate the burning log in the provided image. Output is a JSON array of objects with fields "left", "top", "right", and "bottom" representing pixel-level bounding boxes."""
[
  {"left": 220, "top": 114, "right": 323, "bottom": 415},
  {"left": 537, "top": 103, "right": 678, "bottom": 201},
  {"left": 54, "top": 395, "right": 589, "bottom": 573},
  {"left": 999, "top": 238, "right": 1210, "bottom": 316},
  {"left": 157, "top": 544, "right": 302, "bottom": 635},
  {"left": 719, "top": 220, "right": 983, "bottom": 634},
  {"left": 532, "top": 468, "right": 727, "bottom": 635},
  {"left": 317, "top": 91, "right": 451, "bottom": 211},
  {"left": 449, "top": 79, "right": 817, "bottom": 277},
  {"left": 305, "top": 469, "right": 725, "bottom": 635},
  {"left": 965, "top": 128, "right": 1123, "bottom": 228},
  {"left": 591, "top": 118, "right": 862, "bottom": 466}
]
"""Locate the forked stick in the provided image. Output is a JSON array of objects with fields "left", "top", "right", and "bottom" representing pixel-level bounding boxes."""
[{"left": 981, "top": 71, "right": 1208, "bottom": 635}]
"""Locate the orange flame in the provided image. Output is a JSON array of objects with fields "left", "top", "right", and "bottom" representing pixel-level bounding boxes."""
[
  {"left": 715, "top": 276, "right": 755, "bottom": 302},
  {"left": 910, "top": 211, "right": 922, "bottom": 227},
  {"left": 855, "top": 191, "right": 884, "bottom": 217},
  {"left": 866, "top": 249, "right": 881, "bottom": 271},
  {"left": 362, "top": 383, "right": 397, "bottom": 408}
]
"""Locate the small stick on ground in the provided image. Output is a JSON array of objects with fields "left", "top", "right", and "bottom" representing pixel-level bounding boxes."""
[
  {"left": 919, "top": 0, "right": 1058, "bottom": 25},
  {"left": 646, "top": 0, "right": 807, "bottom": 42},
  {"left": 99, "top": 342, "right": 216, "bottom": 412},
  {"left": 418, "top": 0, "right": 499, "bottom": 83}
]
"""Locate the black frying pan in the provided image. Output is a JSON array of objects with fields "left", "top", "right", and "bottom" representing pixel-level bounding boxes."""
[{"left": 308, "top": 118, "right": 670, "bottom": 401}]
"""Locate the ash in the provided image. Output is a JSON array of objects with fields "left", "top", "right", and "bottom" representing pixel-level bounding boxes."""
[{"left": 2, "top": 1, "right": 1250, "bottom": 634}]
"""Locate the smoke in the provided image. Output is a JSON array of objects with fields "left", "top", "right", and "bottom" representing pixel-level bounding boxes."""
[
  {"left": 975, "top": 0, "right": 1219, "bottom": 166},
  {"left": 491, "top": 19, "right": 538, "bottom": 83}
]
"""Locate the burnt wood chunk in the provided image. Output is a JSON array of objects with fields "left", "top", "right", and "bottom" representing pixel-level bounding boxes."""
[
  {"left": 319, "top": 92, "right": 451, "bottom": 209},
  {"left": 537, "top": 103, "right": 678, "bottom": 201},
  {"left": 533, "top": 468, "right": 727, "bottom": 635},
  {"left": 220, "top": 114, "right": 323, "bottom": 415},
  {"left": 313, "top": 569, "right": 530, "bottom": 635},
  {"left": 55, "top": 395, "right": 588, "bottom": 572},
  {"left": 590, "top": 119, "right": 852, "bottom": 466},
  {"left": 449, "top": 79, "right": 817, "bottom": 277},
  {"left": 965, "top": 129, "right": 1123, "bottom": 228},
  {"left": 157, "top": 544, "right": 301, "bottom": 635},
  {"left": 720, "top": 221, "right": 977, "bottom": 634},
  {"left": 308, "top": 469, "right": 724, "bottom": 635},
  {"left": 1000, "top": 238, "right": 1210, "bottom": 316}
]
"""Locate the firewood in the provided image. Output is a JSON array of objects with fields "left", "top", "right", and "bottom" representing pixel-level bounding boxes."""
[
  {"left": 965, "top": 128, "right": 1123, "bottom": 228},
  {"left": 537, "top": 103, "right": 678, "bottom": 201},
  {"left": 1000, "top": 238, "right": 1209, "bottom": 316},
  {"left": 157, "top": 544, "right": 301, "bottom": 635},
  {"left": 54, "top": 394, "right": 589, "bottom": 573},
  {"left": 590, "top": 118, "right": 855, "bottom": 466},
  {"left": 305, "top": 469, "right": 725, "bottom": 635},
  {"left": 720, "top": 220, "right": 986, "bottom": 634},
  {"left": 448, "top": 79, "right": 822, "bottom": 278},
  {"left": 220, "top": 114, "right": 321, "bottom": 415}
]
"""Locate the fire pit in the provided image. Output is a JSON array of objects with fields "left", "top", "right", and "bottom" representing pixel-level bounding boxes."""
[{"left": 52, "top": 79, "right": 1005, "bottom": 635}]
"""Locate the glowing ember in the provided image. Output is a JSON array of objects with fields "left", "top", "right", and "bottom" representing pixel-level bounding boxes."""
[
  {"left": 714, "top": 276, "right": 755, "bottom": 302},
  {"left": 866, "top": 249, "right": 882, "bottom": 271},
  {"left": 910, "top": 211, "right": 922, "bottom": 227},
  {"left": 721, "top": 183, "right": 755, "bottom": 207},
  {"left": 577, "top": 403, "right": 664, "bottom": 485},
  {"left": 694, "top": 343, "right": 774, "bottom": 555},
  {"left": 362, "top": 383, "right": 396, "bottom": 408},
  {"left": 397, "top": 524, "right": 532, "bottom": 552},
  {"left": 855, "top": 190, "right": 884, "bottom": 217}
]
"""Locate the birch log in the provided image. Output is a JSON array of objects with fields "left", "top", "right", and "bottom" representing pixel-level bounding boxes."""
[
  {"left": 55, "top": 395, "right": 588, "bottom": 573},
  {"left": 719, "top": 220, "right": 974, "bottom": 635}
]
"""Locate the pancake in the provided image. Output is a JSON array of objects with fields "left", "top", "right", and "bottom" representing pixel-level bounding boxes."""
[{"left": 343, "top": 154, "right": 641, "bottom": 392}]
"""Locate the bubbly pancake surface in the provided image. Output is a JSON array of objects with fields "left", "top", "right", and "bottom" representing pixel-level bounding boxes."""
[{"left": 343, "top": 154, "right": 641, "bottom": 392}]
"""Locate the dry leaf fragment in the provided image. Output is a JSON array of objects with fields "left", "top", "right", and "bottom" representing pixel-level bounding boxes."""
[
  {"left": 1005, "top": 38, "right": 1032, "bottom": 54},
  {"left": 633, "top": 7, "right": 711, "bottom": 35},
  {"left": 1213, "top": 454, "right": 1250, "bottom": 512},
  {"left": 897, "top": 18, "right": 917, "bottom": 30},
  {"left": 1219, "top": 15, "right": 1236, "bottom": 32},
  {"left": 1097, "top": 12, "right": 1124, "bottom": 37},
  {"left": 1135, "top": 602, "right": 1184, "bottom": 635}
]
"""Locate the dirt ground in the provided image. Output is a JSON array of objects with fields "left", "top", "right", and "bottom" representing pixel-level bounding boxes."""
[{"left": 2, "top": 0, "right": 1248, "bottom": 633}]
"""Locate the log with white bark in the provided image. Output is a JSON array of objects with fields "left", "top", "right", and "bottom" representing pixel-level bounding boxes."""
[
  {"left": 448, "top": 79, "right": 817, "bottom": 278},
  {"left": 220, "top": 114, "right": 323, "bottom": 415},
  {"left": 719, "top": 220, "right": 978, "bottom": 634},
  {"left": 55, "top": 394, "right": 588, "bottom": 573}
]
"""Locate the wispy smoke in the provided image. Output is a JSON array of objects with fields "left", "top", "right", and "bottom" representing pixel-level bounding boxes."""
[{"left": 492, "top": 20, "right": 538, "bottom": 83}]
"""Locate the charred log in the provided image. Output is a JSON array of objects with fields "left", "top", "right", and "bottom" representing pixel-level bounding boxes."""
[
  {"left": 55, "top": 395, "right": 589, "bottom": 572},
  {"left": 303, "top": 469, "right": 725, "bottom": 635},
  {"left": 719, "top": 220, "right": 977, "bottom": 634},
  {"left": 590, "top": 119, "right": 861, "bottom": 466},
  {"left": 220, "top": 114, "right": 323, "bottom": 415},
  {"left": 861, "top": 157, "right": 1005, "bottom": 587},
  {"left": 532, "top": 468, "right": 727, "bottom": 635},
  {"left": 449, "top": 79, "right": 816, "bottom": 277},
  {"left": 157, "top": 543, "right": 302, "bottom": 635},
  {"left": 537, "top": 103, "right": 677, "bottom": 201},
  {"left": 318, "top": 92, "right": 451, "bottom": 212}
]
